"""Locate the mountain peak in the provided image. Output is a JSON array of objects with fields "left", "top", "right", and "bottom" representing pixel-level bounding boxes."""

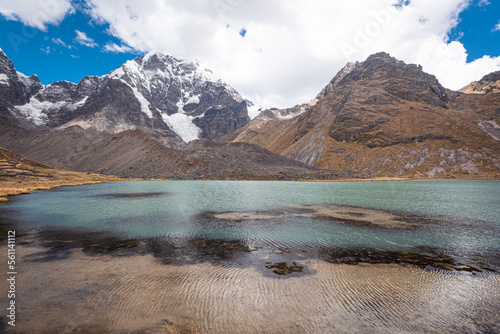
[
  {"left": 140, "top": 51, "right": 181, "bottom": 66},
  {"left": 317, "top": 52, "right": 447, "bottom": 107},
  {"left": 365, "top": 51, "right": 395, "bottom": 62},
  {"left": 362, "top": 52, "right": 422, "bottom": 72},
  {"left": 1, "top": 49, "right": 249, "bottom": 145}
]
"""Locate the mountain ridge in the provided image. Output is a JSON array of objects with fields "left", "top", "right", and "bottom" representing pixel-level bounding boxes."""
[
  {"left": 229, "top": 52, "right": 500, "bottom": 179},
  {"left": 0, "top": 121, "right": 344, "bottom": 180},
  {"left": 1, "top": 50, "right": 499, "bottom": 180},
  {"left": 0, "top": 50, "right": 250, "bottom": 148}
]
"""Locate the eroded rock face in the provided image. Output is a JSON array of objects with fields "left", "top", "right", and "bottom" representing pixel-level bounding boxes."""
[{"left": 0, "top": 50, "right": 250, "bottom": 147}]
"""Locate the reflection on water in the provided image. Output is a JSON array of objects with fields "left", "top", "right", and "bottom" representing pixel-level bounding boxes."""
[{"left": 0, "top": 180, "right": 499, "bottom": 333}]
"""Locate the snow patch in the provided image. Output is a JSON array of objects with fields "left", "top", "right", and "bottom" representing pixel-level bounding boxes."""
[
  {"left": 15, "top": 98, "right": 51, "bottom": 126},
  {"left": 161, "top": 113, "right": 201, "bottom": 143},
  {"left": 130, "top": 87, "right": 153, "bottom": 118},
  {"left": 74, "top": 96, "right": 88, "bottom": 108},
  {"left": 16, "top": 72, "right": 37, "bottom": 89},
  {"left": 192, "top": 60, "right": 217, "bottom": 83},
  {"left": 176, "top": 100, "right": 185, "bottom": 113},
  {"left": 15, "top": 95, "right": 89, "bottom": 126},
  {"left": 0, "top": 73, "right": 9, "bottom": 86},
  {"left": 109, "top": 67, "right": 125, "bottom": 79},
  {"left": 186, "top": 94, "right": 200, "bottom": 105}
]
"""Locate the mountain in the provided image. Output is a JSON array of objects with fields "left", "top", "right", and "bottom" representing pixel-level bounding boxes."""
[
  {"left": 0, "top": 49, "right": 43, "bottom": 126},
  {"left": 0, "top": 50, "right": 249, "bottom": 148},
  {"left": 0, "top": 122, "right": 343, "bottom": 180},
  {"left": 0, "top": 145, "right": 118, "bottom": 202},
  {"left": 459, "top": 71, "right": 500, "bottom": 95},
  {"left": 229, "top": 52, "right": 500, "bottom": 179}
]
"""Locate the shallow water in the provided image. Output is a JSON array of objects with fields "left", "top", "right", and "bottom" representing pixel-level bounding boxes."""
[{"left": 1, "top": 180, "right": 499, "bottom": 333}]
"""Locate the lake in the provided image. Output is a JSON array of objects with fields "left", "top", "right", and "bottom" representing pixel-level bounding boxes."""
[{"left": 1, "top": 180, "right": 499, "bottom": 333}]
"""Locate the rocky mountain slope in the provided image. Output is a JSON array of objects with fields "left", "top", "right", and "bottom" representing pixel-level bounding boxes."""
[
  {"left": 459, "top": 71, "right": 500, "bottom": 95},
  {"left": 0, "top": 122, "right": 342, "bottom": 180},
  {"left": 0, "top": 145, "right": 118, "bottom": 201},
  {"left": 0, "top": 50, "right": 249, "bottom": 148},
  {"left": 229, "top": 52, "right": 500, "bottom": 179}
]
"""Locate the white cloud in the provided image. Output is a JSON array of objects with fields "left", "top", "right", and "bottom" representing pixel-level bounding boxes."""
[
  {"left": 84, "top": 0, "right": 500, "bottom": 108},
  {"left": 52, "top": 37, "right": 74, "bottom": 49},
  {"left": 494, "top": 20, "right": 500, "bottom": 32},
  {"left": 103, "top": 42, "right": 135, "bottom": 54},
  {"left": 75, "top": 30, "right": 98, "bottom": 48},
  {"left": 4, "top": 0, "right": 499, "bottom": 108},
  {"left": 0, "top": 0, "right": 73, "bottom": 31}
]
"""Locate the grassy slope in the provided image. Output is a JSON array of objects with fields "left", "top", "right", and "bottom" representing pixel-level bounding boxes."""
[{"left": 0, "top": 146, "right": 122, "bottom": 202}]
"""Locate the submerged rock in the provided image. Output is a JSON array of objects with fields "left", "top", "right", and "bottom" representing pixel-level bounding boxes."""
[{"left": 265, "top": 262, "right": 304, "bottom": 275}]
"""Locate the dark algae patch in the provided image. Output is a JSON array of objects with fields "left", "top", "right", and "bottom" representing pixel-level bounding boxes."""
[
  {"left": 319, "top": 246, "right": 497, "bottom": 274},
  {"left": 2, "top": 202, "right": 499, "bottom": 277},
  {"left": 8, "top": 223, "right": 498, "bottom": 276},
  {"left": 266, "top": 262, "right": 304, "bottom": 276}
]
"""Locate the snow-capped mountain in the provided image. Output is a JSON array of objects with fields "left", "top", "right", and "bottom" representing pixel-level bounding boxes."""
[
  {"left": 0, "top": 49, "right": 43, "bottom": 126},
  {"left": 0, "top": 50, "right": 249, "bottom": 147}
]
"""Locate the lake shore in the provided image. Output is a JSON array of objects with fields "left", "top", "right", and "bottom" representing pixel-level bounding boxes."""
[{"left": 0, "top": 175, "right": 122, "bottom": 202}]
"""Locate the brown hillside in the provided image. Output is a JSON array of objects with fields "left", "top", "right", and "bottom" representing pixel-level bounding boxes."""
[
  {"left": 229, "top": 53, "right": 500, "bottom": 179},
  {"left": 0, "top": 146, "right": 119, "bottom": 201},
  {"left": 0, "top": 122, "right": 345, "bottom": 180}
]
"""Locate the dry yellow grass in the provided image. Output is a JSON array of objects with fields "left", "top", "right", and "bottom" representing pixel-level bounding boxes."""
[{"left": 0, "top": 146, "right": 123, "bottom": 202}]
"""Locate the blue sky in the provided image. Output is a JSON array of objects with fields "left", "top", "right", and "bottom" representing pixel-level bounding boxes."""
[
  {"left": 0, "top": 9, "right": 138, "bottom": 84},
  {"left": 448, "top": 0, "right": 500, "bottom": 62},
  {"left": 0, "top": 0, "right": 499, "bottom": 108}
]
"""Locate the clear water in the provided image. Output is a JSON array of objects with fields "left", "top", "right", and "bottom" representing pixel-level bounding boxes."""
[
  {"left": 3, "top": 180, "right": 499, "bottom": 249},
  {"left": 2, "top": 180, "right": 500, "bottom": 333}
]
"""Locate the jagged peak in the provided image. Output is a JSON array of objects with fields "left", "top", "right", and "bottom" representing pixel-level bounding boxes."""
[
  {"left": 140, "top": 50, "right": 182, "bottom": 66},
  {"left": 362, "top": 52, "right": 423, "bottom": 72},
  {"left": 315, "top": 52, "right": 447, "bottom": 106},
  {"left": 365, "top": 51, "right": 395, "bottom": 62},
  {"left": 108, "top": 50, "right": 218, "bottom": 84},
  {"left": 49, "top": 80, "right": 77, "bottom": 86}
]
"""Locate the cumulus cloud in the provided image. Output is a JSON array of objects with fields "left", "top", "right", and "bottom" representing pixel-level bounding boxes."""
[
  {"left": 75, "top": 30, "right": 98, "bottom": 48},
  {"left": 103, "top": 42, "right": 135, "bottom": 54},
  {"left": 83, "top": 0, "right": 500, "bottom": 107},
  {"left": 0, "top": 0, "right": 73, "bottom": 31},
  {"left": 3, "top": 0, "right": 499, "bottom": 107}
]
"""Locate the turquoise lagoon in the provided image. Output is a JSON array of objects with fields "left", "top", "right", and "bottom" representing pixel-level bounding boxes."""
[{"left": 1, "top": 180, "right": 499, "bottom": 333}]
